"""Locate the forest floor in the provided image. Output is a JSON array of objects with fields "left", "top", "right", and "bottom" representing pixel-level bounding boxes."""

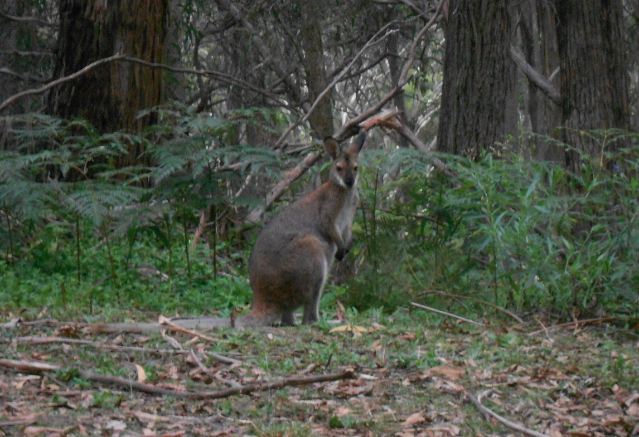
[{"left": 1, "top": 310, "right": 638, "bottom": 437}]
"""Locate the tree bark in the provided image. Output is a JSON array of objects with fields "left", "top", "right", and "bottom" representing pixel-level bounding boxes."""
[
  {"left": 535, "top": 1, "right": 563, "bottom": 162},
  {"left": 556, "top": 0, "right": 629, "bottom": 170},
  {"left": 48, "top": 0, "right": 168, "bottom": 139},
  {"left": 437, "top": 0, "right": 517, "bottom": 159},
  {"left": 299, "top": 2, "right": 334, "bottom": 139}
]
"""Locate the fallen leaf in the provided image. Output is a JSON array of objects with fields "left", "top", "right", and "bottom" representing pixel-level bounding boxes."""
[
  {"left": 105, "top": 419, "right": 127, "bottom": 431},
  {"left": 329, "top": 324, "right": 368, "bottom": 333},
  {"left": 210, "top": 428, "right": 239, "bottom": 436},
  {"left": 429, "top": 425, "right": 460, "bottom": 436},
  {"left": 132, "top": 411, "right": 171, "bottom": 422},
  {"left": 135, "top": 364, "right": 147, "bottom": 383},
  {"left": 424, "top": 365, "right": 465, "bottom": 380},
  {"left": 402, "top": 413, "right": 425, "bottom": 428},
  {"left": 398, "top": 332, "right": 416, "bottom": 341},
  {"left": 334, "top": 405, "right": 352, "bottom": 417},
  {"left": 368, "top": 323, "right": 386, "bottom": 332}
]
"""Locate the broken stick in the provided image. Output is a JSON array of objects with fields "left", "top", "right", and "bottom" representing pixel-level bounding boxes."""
[
  {"left": 466, "top": 392, "right": 552, "bottom": 437},
  {"left": 0, "top": 359, "right": 355, "bottom": 400}
]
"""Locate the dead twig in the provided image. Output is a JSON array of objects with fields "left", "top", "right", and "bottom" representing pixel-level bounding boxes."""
[
  {"left": 533, "top": 316, "right": 552, "bottom": 341},
  {"left": 410, "top": 302, "right": 486, "bottom": 327},
  {"left": 158, "top": 315, "right": 218, "bottom": 344},
  {"left": 418, "top": 290, "right": 524, "bottom": 324},
  {"left": 466, "top": 391, "right": 552, "bottom": 437},
  {"left": 189, "top": 350, "right": 241, "bottom": 389},
  {"left": 0, "top": 359, "right": 355, "bottom": 399},
  {"left": 4, "top": 336, "right": 240, "bottom": 366},
  {"left": 527, "top": 316, "right": 620, "bottom": 337}
]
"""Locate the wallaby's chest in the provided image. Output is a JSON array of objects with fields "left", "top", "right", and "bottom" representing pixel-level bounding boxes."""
[{"left": 333, "top": 190, "right": 358, "bottom": 234}]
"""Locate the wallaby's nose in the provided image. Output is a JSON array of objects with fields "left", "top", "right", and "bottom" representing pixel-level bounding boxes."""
[{"left": 344, "top": 174, "right": 355, "bottom": 187}]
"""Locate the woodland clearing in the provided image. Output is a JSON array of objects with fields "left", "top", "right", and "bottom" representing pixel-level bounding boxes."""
[{"left": 1, "top": 311, "right": 638, "bottom": 437}]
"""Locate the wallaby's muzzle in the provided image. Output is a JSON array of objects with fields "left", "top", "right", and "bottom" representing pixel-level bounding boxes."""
[{"left": 344, "top": 174, "right": 355, "bottom": 187}]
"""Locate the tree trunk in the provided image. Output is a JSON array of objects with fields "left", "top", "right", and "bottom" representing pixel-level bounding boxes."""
[
  {"left": 556, "top": 0, "right": 629, "bottom": 170},
  {"left": 437, "top": 0, "right": 517, "bottom": 159},
  {"left": 515, "top": 0, "right": 563, "bottom": 162},
  {"left": 48, "top": 0, "right": 168, "bottom": 140},
  {"left": 299, "top": 2, "right": 334, "bottom": 140},
  {"left": 534, "top": 0, "right": 563, "bottom": 162}
]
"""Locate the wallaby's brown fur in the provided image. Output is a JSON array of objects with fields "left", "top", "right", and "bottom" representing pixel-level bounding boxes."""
[{"left": 237, "top": 133, "right": 366, "bottom": 327}]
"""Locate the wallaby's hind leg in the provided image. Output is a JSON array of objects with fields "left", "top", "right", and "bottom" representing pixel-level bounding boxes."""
[{"left": 301, "top": 255, "right": 329, "bottom": 325}]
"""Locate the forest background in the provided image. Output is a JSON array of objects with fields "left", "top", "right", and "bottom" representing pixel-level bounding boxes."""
[{"left": 1, "top": 0, "right": 639, "bottom": 324}]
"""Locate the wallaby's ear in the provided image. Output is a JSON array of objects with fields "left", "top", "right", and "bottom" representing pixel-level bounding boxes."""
[
  {"left": 347, "top": 132, "right": 366, "bottom": 155},
  {"left": 323, "top": 137, "right": 339, "bottom": 160}
]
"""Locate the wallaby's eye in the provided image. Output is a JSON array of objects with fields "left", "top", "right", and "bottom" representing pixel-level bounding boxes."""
[
  {"left": 353, "top": 165, "right": 358, "bottom": 172},
  {"left": 336, "top": 165, "right": 344, "bottom": 172}
]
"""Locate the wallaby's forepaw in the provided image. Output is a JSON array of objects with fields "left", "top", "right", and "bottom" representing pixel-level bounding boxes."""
[{"left": 335, "top": 247, "right": 348, "bottom": 261}]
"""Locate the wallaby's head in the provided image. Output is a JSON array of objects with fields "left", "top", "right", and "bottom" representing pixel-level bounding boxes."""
[{"left": 324, "top": 133, "right": 366, "bottom": 189}]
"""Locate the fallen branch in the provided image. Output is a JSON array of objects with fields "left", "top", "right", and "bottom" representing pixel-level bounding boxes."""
[
  {"left": 418, "top": 290, "right": 524, "bottom": 324},
  {"left": 5, "top": 336, "right": 240, "bottom": 366},
  {"left": 189, "top": 350, "right": 241, "bottom": 389},
  {"left": 466, "top": 391, "right": 552, "bottom": 437},
  {"left": 0, "top": 359, "right": 355, "bottom": 399},
  {"left": 88, "top": 316, "right": 232, "bottom": 334},
  {"left": 527, "top": 316, "right": 620, "bottom": 337},
  {"left": 410, "top": 302, "right": 486, "bottom": 327},
  {"left": 158, "top": 315, "right": 218, "bottom": 343}
]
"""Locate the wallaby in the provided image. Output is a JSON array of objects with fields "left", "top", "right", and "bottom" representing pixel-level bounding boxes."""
[
  {"left": 236, "top": 132, "right": 367, "bottom": 327},
  {"left": 90, "top": 133, "right": 366, "bottom": 334}
]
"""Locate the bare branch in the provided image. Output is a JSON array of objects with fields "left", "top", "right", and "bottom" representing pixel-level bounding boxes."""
[
  {"left": 0, "top": 67, "right": 49, "bottom": 83},
  {"left": 0, "top": 11, "right": 57, "bottom": 27},
  {"left": 0, "top": 54, "right": 287, "bottom": 114},
  {"left": 509, "top": 45, "right": 561, "bottom": 105},
  {"left": 419, "top": 290, "right": 524, "bottom": 324},
  {"left": 118, "top": 55, "right": 284, "bottom": 105},
  {"left": 275, "top": 21, "right": 400, "bottom": 149},
  {"left": 215, "top": 0, "right": 301, "bottom": 103},
  {"left": 360, "top": 110, "right": 456, "bottom": 178},
  {"left": 245, "top": 151, "right": 322, "bottom": 224},
  {"left": 0, "top": 54, "right": 124, "bottom": 113},
  {"left": 398, "top": 0, "right": 445, "bottom": 86}
]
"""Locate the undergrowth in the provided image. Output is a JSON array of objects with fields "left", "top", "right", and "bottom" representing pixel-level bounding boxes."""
[
  {"left": 1, "top": 113, "right": 639, "bottom": 323},
  {"left": 350, "top": 130, "right": 639, "bottom": 321}
]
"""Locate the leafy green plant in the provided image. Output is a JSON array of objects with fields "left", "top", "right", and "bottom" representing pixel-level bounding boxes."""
[{"left": 345, "top": 131, "right": 639, "bottom": 320}]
